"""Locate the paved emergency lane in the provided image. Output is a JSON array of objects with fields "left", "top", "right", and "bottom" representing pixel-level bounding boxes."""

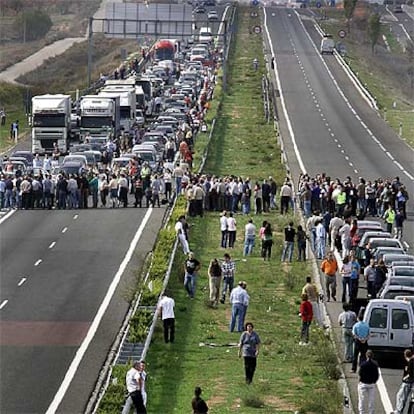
[
  {"left": 0, "top": 206, "right": 166, "bottom": 413},
  {"left": 265, "top": 7, "right": 413, "bottom": 413}
]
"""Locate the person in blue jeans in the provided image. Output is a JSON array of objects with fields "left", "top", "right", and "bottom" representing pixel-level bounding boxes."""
[
  {"left": 281, "top": 221, "right": 296, "bottom": 262},
  {"left": 229, "top": 281, "right": 249, "bottom": 332},
  {"left": 220, "top": 253, "right": 236, "bottom": 304},
  {"left": 243, "top": 219, "right": 256, "bottom": 256},
  {"left": 183, "top": 252, "right": 200, "bottom": 299}
]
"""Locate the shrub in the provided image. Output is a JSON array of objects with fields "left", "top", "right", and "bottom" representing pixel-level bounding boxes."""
[{"left": 14, "top": 9, "right": 52, "bottom": 41}]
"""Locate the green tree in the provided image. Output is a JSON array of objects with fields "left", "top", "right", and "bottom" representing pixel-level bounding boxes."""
[
  {"left": 368, "top": 13, "right": 381, "bottom": 54},
  {"left": 14, "top": 9, "right": 52, "bottom": 41},
  {"left": 343, "top": 0, "right": 358, "bottom": 33}
]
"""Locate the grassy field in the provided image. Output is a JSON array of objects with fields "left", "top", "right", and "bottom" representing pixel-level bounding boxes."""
[
  {"left": 317, "top": 9, "right": 414, "bottom": 148},
  {"left": 98, "top": 6, "right": 342, "bottom": 414}
]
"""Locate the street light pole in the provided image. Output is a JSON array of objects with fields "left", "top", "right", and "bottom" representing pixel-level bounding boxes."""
[{"left": 87, "top": 17, "right": 93, "bottom": 88}]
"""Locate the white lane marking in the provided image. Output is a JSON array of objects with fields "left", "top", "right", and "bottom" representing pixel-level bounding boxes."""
[
  {"left": 45, "top": 208, "right": 154, "bottom": 414},
  {"left": 18, "top": 278, "right": 27, "bottom": 287},
  {"left": 264, "top": 10, "right": 306, "bottom": 173},
  {"left": 0, "top": 300, "right": 8, "bottom": 310},
  {"left": 49, "top": 241, "right": 56, "bottom": 249},
  {"left": 404, "top": 241, "right": 410, "bottom": 249},
  {"left": 354, "top": 169, "right": 359, "bottom": 174},
  {"left": 0, "top": 209, "right": 16, "bottom": 225},
  {"left": 73, "top": 215, "right": 79, "bottom": 220},
  {"left": 62, "top": 227, "right": 68, "bottom": 233},
  {"left": 385, "top": 152, "right": 394, "bottom": 160},
  {"left": 304, "top": 14, "right": 414, "bottom": 181},
  {"left": 34, "top": 259, "right": 42, "bottom": 266},
  {"left": 377, "top": 368, "right": 394, "bottom": 413}
]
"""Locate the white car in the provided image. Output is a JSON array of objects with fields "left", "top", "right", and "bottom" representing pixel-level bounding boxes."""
[{"left": 207, "top": 10, "right": 218, "bottom": 20}]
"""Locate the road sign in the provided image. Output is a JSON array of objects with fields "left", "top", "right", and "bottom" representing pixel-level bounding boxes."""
[
  {"left": 316, "top": 2, "right": 322, "bottom": 8},
  {"left": 338, "top": 29, "right": 346, "bottom": 38},
  {"left": 252, "top": 0, "right": 259, "bottom": 6},
  {"left": 253, "top": 25, "right": 261, "bottom": 34}
]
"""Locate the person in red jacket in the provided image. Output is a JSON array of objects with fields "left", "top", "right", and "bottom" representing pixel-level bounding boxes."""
[{"left": 299, "top": 293, "right": 313, "bottom": 345}]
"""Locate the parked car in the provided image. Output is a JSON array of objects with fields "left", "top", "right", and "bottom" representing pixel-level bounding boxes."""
[
  {"left": 372, "top": 247, "right": 405, "bottom": 261},
  {"left": 383, "top": 254, "right": 414, "bottom": 267}
]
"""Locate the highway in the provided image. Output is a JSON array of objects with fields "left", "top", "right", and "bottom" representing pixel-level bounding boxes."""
[
  {"left": 264, "top": 6, "right": 413, "bottom": 413},
  {"left": 0, "top": 207, "right": 166, "bottom": 413}
]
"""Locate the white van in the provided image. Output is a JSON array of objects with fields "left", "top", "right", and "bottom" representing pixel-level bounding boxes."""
[{"left": 363, "top": 299, "right": 414, "bottom": 355}]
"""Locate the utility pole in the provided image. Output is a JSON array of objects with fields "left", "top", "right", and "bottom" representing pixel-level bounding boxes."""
[{"left": 87, "top": 17, "right": 93, "bottom": 88}]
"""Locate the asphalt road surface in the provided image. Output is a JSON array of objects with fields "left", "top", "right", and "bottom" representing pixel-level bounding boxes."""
[
  {"left": 264, "top": 6, "right": 413, "bottom": 414},
  {"left": 0, "top": 206, "right": 166, "bottom": 413}
]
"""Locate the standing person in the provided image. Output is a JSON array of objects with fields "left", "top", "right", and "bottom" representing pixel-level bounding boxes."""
[
  {"left": 338, "top": 303, "right": 357, "bottom": 363},
  {"left": 374, "top": 259, "right": 387, "bottom": 296},
  {"left": 351, "top": 313, "right": 370, "bottom": 373},
  {"left": 175, "top": 215, "right": 190, "bottom": 254},
  {"left": 383, "top": 204, "right": 396, "bottom": 234},
  {"left": 302, "top": 276, "right": 322, "bottom": 327},
  {"left": 219, "top": 210, "right": 228, "bottom": 249},
  {"left": 393, "top": 349, "right": 414, "bottom": 414},
  {"left": 243, "top": 219, "right": 256, "bottom": 256},
  {"left": 191, "top": 386, "right": 209, "bottom": 414},
  {"left": 238, "top": 322, "right": 261, "bottom": 384},
  {"left": 394, "top": 208, "right": 405, "bottom": 240},
  {"left": 315, "top": 219, "right": 327, "bottom": 260},
  {"left": 184, "top": 252, "right": 201, "bottom": 299},
  {"left": 122, "top": 360, "right": 148, "bottom": 414},
  {"left": 299, "top": 293, "right": 313, "bottom": 345},
  {"left": 321, "top": 251, "right": 338, "bottom": 302},
  {"left": 297, "top": 225, "right": 307, "bottom": 262},
  {"left": 280, "top": 179, "right": 292, "bottom": 214},
  {"left": 220, "top": 253, "right": 236, "bottom": 304},
  {"left": 227, "top": 212, "right": 237, "bottom": 249},
  {"left": 341, "top": 256, "right": 352, "bottom": 303},
  {"left": 122, "top": 361, "right": 146, "bottom": 414},
  {"left": 364, "top": 259, "right": 377, "bottom": 299},
  {"left": 158, "top": 293, "right": 175, "bottom": 343},
  {"left": 229, "top": 281, "right": 249, "bottom": 332},
  {"left": 350, "top": 252, "right": 361, "bottom": 303},
  {"left": 261, "top": 222, "right": 273, "bottom": 261},
  {"left": 358, "top": 350, "right": 379, "bottom": 414},
  {"left": 281, "top": 221, "right": 296, "bottom": 262},
  {"left": 208, "top": 258, "right": 222, "bottom": 307},
  {"left": 329, "top": 213, "right": 344, "bottom": 252}
]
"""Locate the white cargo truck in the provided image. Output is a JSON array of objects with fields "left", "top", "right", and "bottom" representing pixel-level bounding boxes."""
[
  {"left": 99, "top": 88, "right": 136, "bottom": 131},
  {"left": 79, "top": 95, "right": 120, "bottom": 141},
  {"left": 31, "top": 94, "right": 71, "bottom": 155}
]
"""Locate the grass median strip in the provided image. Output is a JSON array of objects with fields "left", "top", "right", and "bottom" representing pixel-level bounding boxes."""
[{"left": 98, "top": 6, "right": 342, "bottom": 414}]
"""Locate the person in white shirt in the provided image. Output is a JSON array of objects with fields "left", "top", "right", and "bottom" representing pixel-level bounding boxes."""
[
  {"left": 175, "top": 215, "right": 190, "bottom": 254},
  {"left": 243, "top": 219, "right": 256, "bottom": 256},
  {"left": 220, "top": 210, "right": 228, "bottom": 248},
  {"left": 122, "top": 361, "right": 146, "bottom": 414},
  {"left": 227, "top": 212, "right": 237, "bottom": 248},
  {"left": 158, "top": 293, "right": 175, "bottom": 343},
  {"left": 230, "top": 281, "right": 250, "bottom": 332},
  {"left": 315, "top": 220, "right": 326, "bottom": 259},
  {"left": 339, "top": 219, "right": 351, "bottom": 259}
]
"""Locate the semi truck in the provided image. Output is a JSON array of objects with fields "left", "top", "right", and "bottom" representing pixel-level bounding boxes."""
[
  {"left": 79, "top": 95, "right": 120, "bottom": 141},
  {"left": 31, "top": 94, "right": 71, "bottom": 155},
  {"left": 99, "top": 88, "right": 136, "bottom": 131},
  {"left": 104, "top": 78, "right": 145, "bottom": 112}
]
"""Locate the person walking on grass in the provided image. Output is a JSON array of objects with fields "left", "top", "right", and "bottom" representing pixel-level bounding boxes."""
[
  {"left": 243, "top": 219, "right": 256, "bottom": 256},
  {"left": 281, "top": 221, "right": 296, "bottom": 262},
  {"left": 238, "top": 322, "right": 261, "bottom": 384},
  {"left": 261, "top": 222, "right": 273, "bottom": 260},
  {"left": 122, "top": 361, "right": 146, "bottom": 414},
  {"left": 220, "top": 253, "right": 236, "bottom": 304},
  {"left": 229, "top": 281, "right": 249, "bottom": 332},
  {"left": 184, "top": 252, "right": 201, "bottom": 299},
  {"left": 208, "top": 258, "right": 222, "bottom": 307},
  {"left": 158, "top": 293, "right": 175, "bottom": 343},
  {"left": 299, "top": 293, "right": 313, "bottom": 345}
]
